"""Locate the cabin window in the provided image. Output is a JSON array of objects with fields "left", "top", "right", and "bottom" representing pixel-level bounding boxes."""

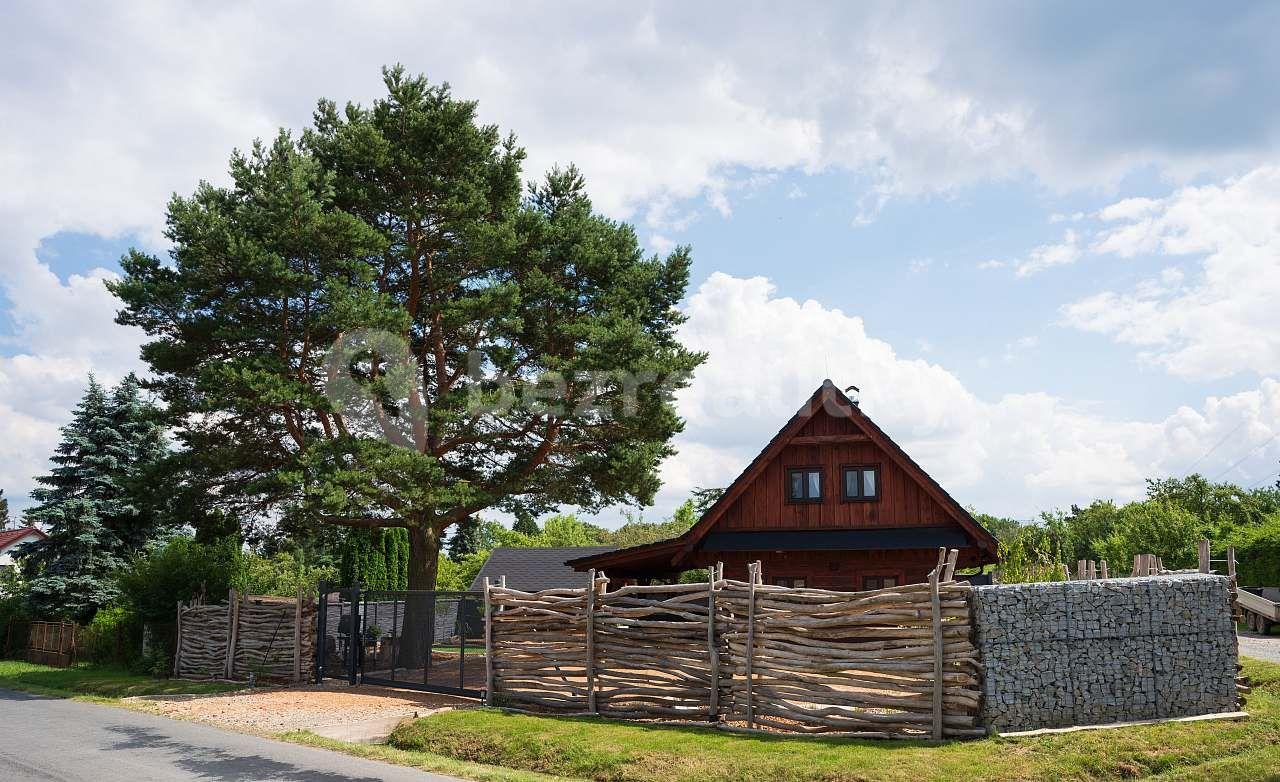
[
  {"left": 863, "top": 575, "right": 898, "bottom": 590},
  {"left": 774, "top": 576, "right": 807, "bottom": 588},
  {"left": 786, "top": 467, "right": 823, "bottom": 503},
  {"left": 842, "top": 465, "right": 880, "bottom": 501}
]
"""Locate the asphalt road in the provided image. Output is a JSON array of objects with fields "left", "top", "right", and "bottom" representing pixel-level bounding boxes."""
[{"left": 0, "top": 688, "right": 467, "bottom": 782}]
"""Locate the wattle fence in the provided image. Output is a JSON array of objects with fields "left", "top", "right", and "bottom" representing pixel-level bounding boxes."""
[
  {"left": 486, "top": 552, "right": 982, "bottom": 739},
  {"left": 174, "top": 589, "right": 316, "bottom": 683}
]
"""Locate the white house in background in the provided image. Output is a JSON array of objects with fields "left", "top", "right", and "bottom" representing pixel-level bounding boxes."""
[{"left": 0, "top": 526, "right": 45, "bottom": 569}]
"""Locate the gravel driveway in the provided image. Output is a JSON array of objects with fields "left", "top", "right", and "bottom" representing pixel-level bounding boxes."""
[
  {"left": 1239, "top": 630, "right": 1280, "bottom": 664},
  {"left": 135, "top": 682, "right": 475, "bottom": 740}
]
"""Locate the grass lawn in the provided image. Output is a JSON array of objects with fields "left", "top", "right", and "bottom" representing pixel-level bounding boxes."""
[
  {"left": 0, "top": 660, "right": 242, "bottom": 700},
  {"left": 374, "top": 657, "right": 1280, "bottom": 782}
]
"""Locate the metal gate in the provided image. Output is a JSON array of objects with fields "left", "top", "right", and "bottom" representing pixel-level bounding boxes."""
[
  {"left": 316, "top": 583, "right": 485, "bottom": 698},
  {"left": 315, "top": 583, "right": 359, "bottom": 684}
]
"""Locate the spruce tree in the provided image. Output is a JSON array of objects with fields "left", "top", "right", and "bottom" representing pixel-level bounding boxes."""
[
  {"left": 21, "top": 376, "right": 168, "bottom": 621},
  {"left": 447, "top": 517, "right": 484, "bottom": 559},
  {"left": 0, "top": 489, "right": 10, "bottom": 528}
]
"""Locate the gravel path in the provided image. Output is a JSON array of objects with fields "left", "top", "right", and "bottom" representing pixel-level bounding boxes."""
[
  {"left": 1239, "top": 630, "right": 1280, "bottom": 664},
  {"left": 137, "top": 682, "right": 475, "bottom": 737}
]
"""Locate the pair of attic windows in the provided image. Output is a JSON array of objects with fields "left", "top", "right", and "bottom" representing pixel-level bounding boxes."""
[{"left": 787, "top": 465, "right": 880, "bottom": 503}]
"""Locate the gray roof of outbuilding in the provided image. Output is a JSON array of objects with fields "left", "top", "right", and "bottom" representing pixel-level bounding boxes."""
[{"left": 468, "top": 547, "right": 618, "bottom": 592}]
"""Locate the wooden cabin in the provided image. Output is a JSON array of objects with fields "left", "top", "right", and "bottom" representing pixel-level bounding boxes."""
[{"left": 569, "top": 380, "right": 998, "bottom": 588}]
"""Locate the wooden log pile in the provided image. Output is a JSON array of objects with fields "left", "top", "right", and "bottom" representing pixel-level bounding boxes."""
[
  {"left": 174, "top": 588, "right": 316, "bottom": 684},
  {"left": 488, "top": 553, "right": 983, "bottom": 739}
]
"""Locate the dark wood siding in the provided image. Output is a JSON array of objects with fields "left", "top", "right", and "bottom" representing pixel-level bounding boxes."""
[{"left": 717, "top": 411, "right": 953, "bottom": 531}]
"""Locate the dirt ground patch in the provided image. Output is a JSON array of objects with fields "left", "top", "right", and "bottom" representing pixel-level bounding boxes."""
[{"left": 135, "top": 682, "right": 478, "bottom": 736}]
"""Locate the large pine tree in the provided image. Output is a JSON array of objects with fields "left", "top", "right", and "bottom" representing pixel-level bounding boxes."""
[
  {"left": 21, "top": 375, "right": 168, "bottom": 621},
  {"left": 111, "top": 67, "right": 703, "bottom": 604}
]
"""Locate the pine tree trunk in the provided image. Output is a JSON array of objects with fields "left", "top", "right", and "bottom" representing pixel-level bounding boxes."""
[{"left": 399, "top": 524, "right": 441, "bottom": 670}]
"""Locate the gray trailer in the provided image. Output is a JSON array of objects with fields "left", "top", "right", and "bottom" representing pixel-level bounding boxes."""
[{"left": 1239, "top": 586, "right": 1280, "bottom": 634}]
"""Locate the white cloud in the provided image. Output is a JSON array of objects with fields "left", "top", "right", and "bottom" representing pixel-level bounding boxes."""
[
  {"left": 1013, "top": 229, "right": 1084, "bottom": 277},
  {"left": 1049, "top": 211, "right": 1085, "bottom": 224},
  {"left": 1064, "top": 165, "right": 1280, "bottom": 379},
  {"left": 1002, "top": 335, "right": 1040, "bottom": 362},
  {"left": 3, "top": 2, "right": 1280, "bottom": 515},
  {"left": 976, "top": 259, "right": 1005, "bottom": 270},
  {"left": 657, "top": 273, "right": 1280, "bottom": 518}
]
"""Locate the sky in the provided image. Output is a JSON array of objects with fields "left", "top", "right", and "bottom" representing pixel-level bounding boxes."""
[{"left": 2, "top": 2, "right": 1279, "bottom": 525}]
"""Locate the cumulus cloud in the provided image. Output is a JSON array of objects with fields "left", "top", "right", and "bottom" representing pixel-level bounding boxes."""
[
  {"left": 657, "top": 274, "right": 1280, "bottom": 518},
  {"left": 0, "top": 230, "right": 147, "bottom": 511},
  {"left": 1063, "top": 165, "right": 1280, "bottom": 379},
  {"left": 1012, "top": 229, "right": 1085, "bottom": 277},
  {"left": 3, "top": 2, "right": 1280, "bottom": 515}
]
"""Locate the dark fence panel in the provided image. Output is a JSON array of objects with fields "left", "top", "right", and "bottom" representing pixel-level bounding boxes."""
[{"left": 359, "top": 589, "right": 485, "bottom": 697}]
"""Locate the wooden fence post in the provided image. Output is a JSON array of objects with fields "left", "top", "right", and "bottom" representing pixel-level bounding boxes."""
[
  {"left": 173, "top": 601, "right": 183, "bottom": 678},
  {"left": 292, "top": 585, "right": 304, "bottom": 684},
  {"left": 483, "top": 577, "right": 494, "bottom": 706},
  {"left": 929, "top": 563, "right": 943, "bottom": 740},
  {"left": 1077, "top": 560, "right": 1086, "bottom": 580},
  {"left": 942, "top": 549, "right": 959, "bottom": 582},
  {"left": 1198, "top": 539, "right": 1211, "bottom": 573},
  {"left": 707, "top": 565, "right": 720, "bottom": 721},
  {"left": 745, "top": 561, "right": 759, "bottom": 729},
  {"left": 585, "top": 568, "right": 598, "bottom": 715},
  {"left": 1060, "top": 563, "right": 1070, "bottom": 581},
  {"left": 1100, "top": 560, "right": 1109, "bottom": 579},
  {"left": 1087, "top": 560, "right": 1096, "bottom": 581},
  {"left": 223, "top": 589, "right": 239, "bottom": 679}
]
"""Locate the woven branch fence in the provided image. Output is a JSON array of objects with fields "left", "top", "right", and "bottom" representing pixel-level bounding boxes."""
[
  {"left": 174, "top": 588, "right": 316, "bottom": 683},
  {"left": 486, "top": 549, "right": 982, "bottom": 739}
]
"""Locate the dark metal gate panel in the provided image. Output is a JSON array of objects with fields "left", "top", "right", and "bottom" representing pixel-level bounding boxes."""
[
  {"left": 358, "top": 589, "right": 485, "bottom": 697},
  {"left": 314, "top": 583, "right": 360, "bottom": 684}
]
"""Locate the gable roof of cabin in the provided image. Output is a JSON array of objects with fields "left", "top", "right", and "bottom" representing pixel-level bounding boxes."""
[{"left": 568, "top": 380, "right": 997, "bottom": 573}]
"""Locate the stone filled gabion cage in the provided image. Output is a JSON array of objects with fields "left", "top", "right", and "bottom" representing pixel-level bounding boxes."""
[{"left": 972, "top": 573, "right": 1239, "bottom": 732}]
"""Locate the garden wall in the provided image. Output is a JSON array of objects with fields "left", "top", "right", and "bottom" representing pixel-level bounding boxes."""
[{"left": 973, "top": 573, "right": 1239, "bottom": 732}]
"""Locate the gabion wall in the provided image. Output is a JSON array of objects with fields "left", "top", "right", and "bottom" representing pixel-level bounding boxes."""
[{"left": 973, "top": 574, "right": 1238, "bottom": 732}]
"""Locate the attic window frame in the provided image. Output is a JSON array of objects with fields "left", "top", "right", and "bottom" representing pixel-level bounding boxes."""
[
  {"left": 841, "top": 464, "right": 881, "bottom": 502},
  {"left": 786, "top": 466, "right": 825, "bottom": 504}
]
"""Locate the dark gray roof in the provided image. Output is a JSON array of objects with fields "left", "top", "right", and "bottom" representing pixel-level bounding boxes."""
[{"left": 468, "top": 547, "right": 618, "bottom": 592}]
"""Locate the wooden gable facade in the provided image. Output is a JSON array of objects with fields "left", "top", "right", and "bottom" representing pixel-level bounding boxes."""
[{"left": 569, "top": 380, "right": 998, "bottom": 589}]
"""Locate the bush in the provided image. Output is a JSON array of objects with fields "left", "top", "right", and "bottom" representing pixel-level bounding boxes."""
[
  {"left": 1229, "top": 512, "right": 1280, "bottom": 586},
  {"left": 116, "top": 536, "right": 241, "bottom": 623},
  {"left": 80, "top": 605, "right": 142, "bottom": 667},
  {"left": 237, "top": 550, "right": 338, "bottom": 597}
]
